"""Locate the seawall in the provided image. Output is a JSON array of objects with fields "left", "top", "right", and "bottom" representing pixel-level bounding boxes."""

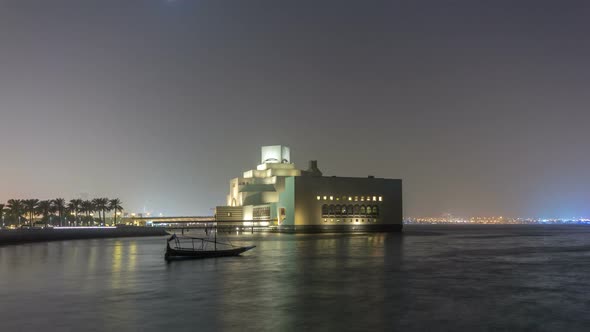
[{"left": 0, "top": 227, "right": 168, "bottom": 245}]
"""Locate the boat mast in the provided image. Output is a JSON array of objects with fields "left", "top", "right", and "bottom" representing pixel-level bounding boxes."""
[{"left": 214, "top": 222, "right": 217, "bottom": 251}]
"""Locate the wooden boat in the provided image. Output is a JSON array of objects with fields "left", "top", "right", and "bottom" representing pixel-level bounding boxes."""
[{"left": 165, "top": 233, "right": 255, "bottom": 261}]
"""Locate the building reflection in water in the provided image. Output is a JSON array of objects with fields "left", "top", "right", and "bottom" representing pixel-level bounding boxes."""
[
  {"left": 128, "top": 240, "right": 137, "bottom": 273},
  {"left": 215, "top": 232, "right": 405, "bottom": 331},
  {"left": 110, "top": 240, "right": 138, "bottom": 288},
  {"left": 112, "top": 241, "right": 123, "bottom": 272},
  {"left": 103, "top": 239, "right": 140, "bottom": 331},
  {"left": 381, "top": 233, "right": 406, "bottom": 328}
]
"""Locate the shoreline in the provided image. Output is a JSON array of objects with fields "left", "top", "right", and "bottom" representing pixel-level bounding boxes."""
[{"left": 0, "top": 226, "right": 168, "bottom": 245}]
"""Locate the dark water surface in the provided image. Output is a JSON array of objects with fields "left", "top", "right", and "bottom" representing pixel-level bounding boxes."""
[{"left": 1, "top": 225, "right": 590, "bottom": 331}]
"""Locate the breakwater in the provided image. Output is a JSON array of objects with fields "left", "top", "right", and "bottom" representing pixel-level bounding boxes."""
[{"left": 0, "top": 226, "right": 168, "bottom": 245}]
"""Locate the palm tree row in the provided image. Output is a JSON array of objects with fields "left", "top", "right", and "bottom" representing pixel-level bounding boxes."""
[{"left": 0, "top": 198, "right": 123, "bottom": 227}]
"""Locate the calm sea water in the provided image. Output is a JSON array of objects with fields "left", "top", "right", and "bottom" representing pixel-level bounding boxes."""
[{"left": 1, "top": 225, "right": 590, "bottom": 331}]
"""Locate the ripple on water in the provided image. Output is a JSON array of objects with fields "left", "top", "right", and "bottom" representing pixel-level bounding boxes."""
[{"left": 0, "top": 225, "right": 589, "bottom": 331}]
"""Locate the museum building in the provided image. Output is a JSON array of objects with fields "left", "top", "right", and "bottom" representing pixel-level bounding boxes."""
[{"left": 215, "top": 145, "right": 403, "bottom": 232}]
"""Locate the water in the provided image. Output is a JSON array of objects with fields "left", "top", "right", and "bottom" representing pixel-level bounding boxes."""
[{"left": 1, "top": 225, "right": 590, "bottom": 331}]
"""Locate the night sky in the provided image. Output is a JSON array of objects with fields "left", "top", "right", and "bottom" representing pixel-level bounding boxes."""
[{"left": 1, "top": 0, "right": 589, "bottom": 217}]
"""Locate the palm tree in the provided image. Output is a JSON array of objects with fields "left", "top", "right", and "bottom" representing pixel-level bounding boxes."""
[
  {"left": 68, "top": 199, "right": 83, "bottom": 226},
  {"left": 6, "top": 199, "right": 24, "bottom": 226},
  {"left": 80, "top": 200, "right": 94, "bottom": 226},
  {"left": 63, "top": 206, "right": 72, "bottom": 226},
  {"left": 92, "top": 198, "right": 109, "bottom": 225},
  {"left": 36, "top": 200, "right": 52, "bottom": 225},
  {"left": 23, "top": 199, "right": 40, "bottom": 226},
  {"left": 109, "top": 199, "right": 123, "bottom": 225},
  {"left": 100, "top": 198, "right": 110, "bottom": 225},
  {"left": 49, "top": 202, "right": 58, "bottom": 225},
  {"left": 0, "top": 203, "right": 5, "bottom": 227},
  {"left": 91, "top": 198, "right": 101, "bottom": 225},
  {"left": 52, "top": 198, "right": 66, "bottom": 227}
]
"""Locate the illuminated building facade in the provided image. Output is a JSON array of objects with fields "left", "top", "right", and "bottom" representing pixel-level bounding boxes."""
[{"left": 215, "top": 145, "right": 402, "bottom": 232}]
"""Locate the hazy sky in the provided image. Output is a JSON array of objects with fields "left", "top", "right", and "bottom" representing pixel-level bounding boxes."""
[{"left": 1, "top": 0, "right": 589, "bottom": 217}]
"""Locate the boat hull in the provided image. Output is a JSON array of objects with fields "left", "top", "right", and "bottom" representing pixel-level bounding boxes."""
[{"left": 165, "top": 245, "right": 255, "bottom": 261}]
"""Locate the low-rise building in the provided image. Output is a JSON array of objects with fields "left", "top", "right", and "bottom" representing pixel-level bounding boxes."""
[{"left": 215, "top": 145, "right": 402, "bottom": 232}]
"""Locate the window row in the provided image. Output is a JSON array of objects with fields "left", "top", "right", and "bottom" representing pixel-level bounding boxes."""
[
  {"left": 323, "top": 218, "right": 377, "bottom": 223},
  {"left": 317, "top": 195, "right": 383, "bottom": 202},
  {"left": 321, "top": 204, "right": 379, "bottom": 216}
]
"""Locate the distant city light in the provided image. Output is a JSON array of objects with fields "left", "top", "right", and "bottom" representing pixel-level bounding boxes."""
[{"left": 404, "top": 216, "right": 590, "bottom": 225}]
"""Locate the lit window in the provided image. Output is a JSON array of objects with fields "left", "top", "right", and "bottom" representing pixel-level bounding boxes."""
[
  {"left": 373, "top": 196, "right": 377, "bottom": 201},
  {"left": 361, "top": 196, "right": 364, "bottom": 201},
  {"left": 323, "top": 219, "right": 327, "bottom": 223},
  {"left": 348, "top": 197, "right": 352, "bottom": 201},
  {"left": 316, "top": 196, "right": 321, "bottom": 200},
  {"left": 329, "top": 196, "right": 333, "bottom": 200},
  {"left": 336, "top": 197, "right": 339, "bottom": 201},
  {"left": 354, "top": 196, "right": 358, "bottom": 201},
  {"left": 379, "top": 196, "right": 382, "bottom": 202},
  {"left": 330, "top": 219, "right": 334, "bottom": 222},
  {"left": 323, "top": 196, "right": 327, "bottom": 200}
]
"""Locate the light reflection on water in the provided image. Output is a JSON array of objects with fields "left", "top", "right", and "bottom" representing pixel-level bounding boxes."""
[{"left": 0, "top": 225, "right": 590, "bottom": 331}]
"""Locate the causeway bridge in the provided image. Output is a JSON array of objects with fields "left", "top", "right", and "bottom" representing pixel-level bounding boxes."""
[{"left": 122, "top": 216, "right": 274, "bottom": 232}]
